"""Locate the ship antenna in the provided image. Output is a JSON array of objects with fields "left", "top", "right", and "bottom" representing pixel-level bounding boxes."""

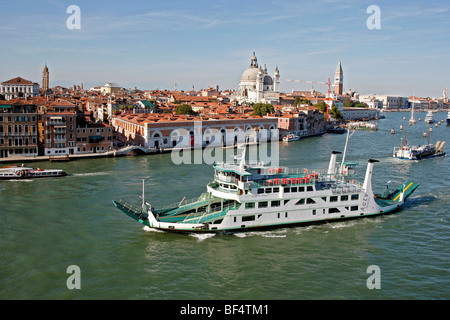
[
  {"left": 340, "top": 129, "right": 355, "bottom": 174},
  {"left": 142, "top": 178, "right": 145, "bottom": 207}
]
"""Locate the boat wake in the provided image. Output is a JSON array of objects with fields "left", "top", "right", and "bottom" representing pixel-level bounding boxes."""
[
  {"left": 189, "top": 233, "right": 216, "bottom": 242},
  {"left": 71, "top": 172, "right": 110, "bottom": 177},
  {"left": 142, "top": 226, "right": 164, "bottom": 233}
]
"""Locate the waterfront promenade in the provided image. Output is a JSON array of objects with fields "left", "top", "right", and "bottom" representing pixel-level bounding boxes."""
[{"left": 0, "top": 145, "right": 158, "bottom": 164}]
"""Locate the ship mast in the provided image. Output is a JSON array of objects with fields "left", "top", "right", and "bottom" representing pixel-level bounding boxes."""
[{"left": 340, "top": 129, "right": 354, "bottom": 174}]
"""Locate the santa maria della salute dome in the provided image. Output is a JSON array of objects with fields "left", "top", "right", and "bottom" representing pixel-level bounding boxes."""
[{"left": 233, "top": 52, "right": 280, "bottom": 105}]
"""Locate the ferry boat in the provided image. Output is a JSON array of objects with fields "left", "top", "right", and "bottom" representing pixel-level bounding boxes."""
[
  {"left": 393, "top": 141, "right": 446, "bottom": 160},
  {"left": 113, "top": 145, "right": 419, "bottom": 233},
  {"left": 424, "top": 111, "right": 435, "bottom": 124},
  {"left": 0, "top": 165, "right": 67, "bottom": 180},
  {"left": 282, "top": 134, "right": 300, "bottom": 142}
]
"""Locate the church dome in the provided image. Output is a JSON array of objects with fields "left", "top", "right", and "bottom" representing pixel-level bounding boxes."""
[
  {"left": 240, "top": 67, "right": 259, "bottom": 82},
  {"left": 263, "top": 75, "right": 273, "bottom": 85}
]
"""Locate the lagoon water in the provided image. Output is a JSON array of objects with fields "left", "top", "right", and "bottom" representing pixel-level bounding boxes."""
[{"left": 0, "top": 112, "right": 449, "bottom": 300}]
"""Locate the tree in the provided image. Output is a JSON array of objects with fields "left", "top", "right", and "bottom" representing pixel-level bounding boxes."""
[
  {"left": 175, "top": 103, "right": 195, "bottom": 115},
  {"left": 294, "top": 97, "right": 312, "bottom": 106},
  {"left": 330, "top": 105, "right": 343, "bottom": 119},
  {"left": 313, "top": 101, "right": 328, "bottom": 113},
  {"left": 252, "top": 103, "right": 275, "bottom": 116}
]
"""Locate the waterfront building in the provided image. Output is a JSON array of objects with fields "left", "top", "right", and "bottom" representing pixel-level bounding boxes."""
[
  {"left": 0, "top": 100, "right": 39, "bottom": 158},
  {"left": 42, "top": 101, "right": 78, "bottom": 156},
  {"left": 112, "top": 113, "right": 278, "bottom": 149},
  {"left": 364, "top": 95, "right": 408, "bottom": 110},
  {"left": 342, "top": 107, "right": 379, "bottom": 121},
  {"left": 1, "top": 77, "right": 40, "bottom": 100},
  {"left": 234, "top": 53, "right": 280, "bottom": 105},
  {"left": 278, "top": 107, "right": 327, "bottom": 138},
  {"left": 75, "top": 123, "right": 114, "bottom": 154}
]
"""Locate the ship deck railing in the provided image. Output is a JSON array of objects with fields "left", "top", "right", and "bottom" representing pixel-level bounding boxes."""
[
  {"left": 182, "top": 202, "right": 238, "bottom": 223},
  {"left": 158, "top": 195, "right": 208, "bottom": 211},
  {"left": 115, "top": 199, "right": 143, "bottom": 215}
]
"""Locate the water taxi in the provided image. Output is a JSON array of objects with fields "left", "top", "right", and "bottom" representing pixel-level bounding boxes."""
[
  {"left": 114, "top": 144, "right": 419, "bottom": 233},
  {"left": 282, "top": 134, "right": 300, "bottom": 142},
  {"left": 0, "top": 165, "right": 67, "bottom": 180},
  {"left": 424, "top": 111, "right": 435, "bottom": 124}
]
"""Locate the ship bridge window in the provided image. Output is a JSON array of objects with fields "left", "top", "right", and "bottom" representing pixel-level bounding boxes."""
[
  {"left": 273, "top": 187, "right": 279, "bottom": 193},
  {"left": 258, "top": 201, "right": 268, "bottom": 208},
  {"left": 257, "top": 188, "right": 264, "bottom": 194},
  {"left": 298, "top": 186, "right": 304, "bottom": 192},
  {"left": 330, "top": 196, "right": 338, "bottom": 202},
  {"left": 245, "top": 202, "right": 255, "bottom": 209},
  {"left": 341, "top": 195, "right": 349, "bottom": 201},
  {"left": 284, "top": 187, "right": 290, "bottom": 193},
  {"left": 265, "top": 188, "right": 272, "bottom": 194},
  {"left": 351, "top": 194, "right": 359, "bottom": 200},
  {"left": 307, "top": 186, "right": 314, "bottom": 192},
  {"left": 291, "top": 187, "right": 297, "bottom": 192},
  {"left": 271, "top": 200, "right": 280, "bottom": 207}
]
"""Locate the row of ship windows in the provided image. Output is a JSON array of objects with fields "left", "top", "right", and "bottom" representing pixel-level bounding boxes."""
[
  {"left": 235, "top": 206, "right": 360, "bottom": 222},
  {"left": 245, "top": 194, "right": 360, "bottom": 209},
  {"left": 257, "top": 186, "right": 314, "bottom": 194}
]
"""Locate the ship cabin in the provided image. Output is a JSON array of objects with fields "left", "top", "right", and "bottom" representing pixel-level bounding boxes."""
[
  {"left": 208, "top": 154, "right": 363, "bottom": 203},
  {"left": 209, "top": 160, "right": 329, "bottom": 199}
]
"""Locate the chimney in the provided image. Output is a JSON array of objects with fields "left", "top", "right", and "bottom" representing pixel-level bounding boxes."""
[
  {"left": 363, "top": 159, "right": 379, "bottom": 194},
  {"left": 327, "top": 151, "right": 341, "bottom": 175}
]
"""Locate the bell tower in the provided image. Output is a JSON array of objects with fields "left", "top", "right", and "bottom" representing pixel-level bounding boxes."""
[
  {"left": 42, "top": 64, "right": 49, "bottom": 91},
  {"left": 333, "top": 61, "right": 343, "bottom": 95}
]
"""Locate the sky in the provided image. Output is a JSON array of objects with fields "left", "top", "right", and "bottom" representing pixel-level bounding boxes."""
[{"left": 0, "top": 0, "right": 449, "bottom": 98}]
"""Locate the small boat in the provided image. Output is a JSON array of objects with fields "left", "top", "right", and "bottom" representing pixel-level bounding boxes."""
[
  {"left": 346, "top": 122, "right": 377, "bottom": 131},
  {"left": 0, "top": 166, "right": 67, "bottom": 180},
  {"left": 393, "top": 132, "right": 446, "bottom": 161},
  {"left": 327, "top": 126, "right": 346, "bottom": 134},
  {"left": 424, "top": 111, "right": 435, "bottom": 124},
  {"left": 114, "top": 142, "right": 419, "bottom": 234},
  {"left": 282, "top": 134, "right": 300, "bottom": 142},
  {"left": 446, "top": 111, "right": 450, "bottom": 125},
  {"left": 49, "top": 155, "right": 70, "bottom": 162}
]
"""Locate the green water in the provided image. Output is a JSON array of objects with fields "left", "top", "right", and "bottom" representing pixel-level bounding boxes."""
[{"left": 0, "top": 112, "right": 449, "bottom": 300}]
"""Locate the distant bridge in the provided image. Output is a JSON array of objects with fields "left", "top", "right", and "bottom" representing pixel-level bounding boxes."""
[{"left": 111, "top": 145, "right": 158, "bottom": 156}]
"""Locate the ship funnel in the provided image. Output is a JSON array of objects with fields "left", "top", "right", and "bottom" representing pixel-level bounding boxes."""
[
  {"left": 363, "top": 159, "right": 379, "bottom": 194},
  {"left": 327, "top": 151, "right": 341, "bottom": 175}
]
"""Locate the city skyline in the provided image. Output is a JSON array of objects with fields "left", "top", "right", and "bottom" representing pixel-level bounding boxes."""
[{"left": 1, "top": 0, "right": 449, "bottom": 98}]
